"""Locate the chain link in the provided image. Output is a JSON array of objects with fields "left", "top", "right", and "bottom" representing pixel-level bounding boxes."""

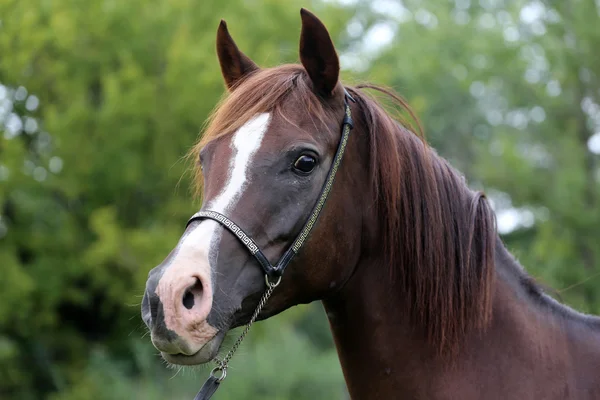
[{"left": 210, "top": 275, "right": 281, "bottom": 382}]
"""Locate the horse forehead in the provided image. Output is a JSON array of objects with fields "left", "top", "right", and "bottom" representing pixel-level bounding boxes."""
[
  {"left": 205, "top": 109, "right": 327, "bottom": 187},
  {"left": 259, "top": 111, "right": 334, "bottom": 148},
  {"left": 203, "top": 112, "right": 273, "bottom": 207},
  {"left": 231, "top": 113, "right": 272, "bottom": 151}
]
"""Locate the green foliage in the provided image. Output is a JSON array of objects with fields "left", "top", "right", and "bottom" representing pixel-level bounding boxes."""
[
  {"left": 43, "top": 313, "right": 342, "bottom": 400},
  {"left": 1, "top": 0, "right": 599, "bottom": 398},
  {"left": 0, "top": 0, "right": 349, "bottom": 398}
]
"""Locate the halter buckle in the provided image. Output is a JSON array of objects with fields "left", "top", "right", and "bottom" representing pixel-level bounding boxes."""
[
  {"left": 210, "top": 366, "right": 227, "bottom": 383},
  {"left": 265, "top": 275, "right": 282, "bottom": 288}
]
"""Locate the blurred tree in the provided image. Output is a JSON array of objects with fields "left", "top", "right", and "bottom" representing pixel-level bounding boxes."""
[
  {"left": 0, "top": 0, "right": 350, "bottom": 398},
  {"left": 2, "top": 0, "right": 599, "bottom": 398}
]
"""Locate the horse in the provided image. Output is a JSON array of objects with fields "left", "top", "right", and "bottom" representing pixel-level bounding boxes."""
[{"left": 141, "top": 8, "right": 600, "bottom": 399}]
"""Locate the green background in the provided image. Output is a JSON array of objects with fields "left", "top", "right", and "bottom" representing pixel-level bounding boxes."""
[{"left": 1, "top": 0, "right": 599, "bottom": 398}]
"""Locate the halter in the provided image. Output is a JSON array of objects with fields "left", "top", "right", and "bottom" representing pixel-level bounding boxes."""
[{"left": 190, "top": 89, "right": 355, "bottom": 400}]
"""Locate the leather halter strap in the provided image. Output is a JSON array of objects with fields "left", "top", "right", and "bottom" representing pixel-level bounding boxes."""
[{"left": 186, "top": 90, "right": 355, "bottom": 278}]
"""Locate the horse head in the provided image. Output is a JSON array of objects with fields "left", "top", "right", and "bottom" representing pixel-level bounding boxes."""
[{"left": 141, "top": 9, "right": 366, "bottom": 366}]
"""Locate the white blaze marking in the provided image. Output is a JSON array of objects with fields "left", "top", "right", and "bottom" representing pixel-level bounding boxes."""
[
  {"left": 209, "top": 113, "right": 272, "bottom": 213},
  {"left": 179, "top": 112, "right": 271, "bottom": 270},
  {"left": 159, "top": 113, "right": 271, "bottom": 291},
  {"left": 156, "top": 113, "right": 271, "bottom": 346}
]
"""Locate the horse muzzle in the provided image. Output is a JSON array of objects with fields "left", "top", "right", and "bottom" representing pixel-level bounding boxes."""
[{"left": 141, "top": 260, "right": 222, "bottom": 365}]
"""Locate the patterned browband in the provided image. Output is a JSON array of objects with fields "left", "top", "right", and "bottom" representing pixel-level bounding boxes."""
[{"left": 186, "top": 90, "right": 356, "bottom": 278}]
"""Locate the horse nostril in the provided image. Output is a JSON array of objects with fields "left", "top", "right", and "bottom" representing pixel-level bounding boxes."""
[
  {"left": 183, "top": 291, "right": 194, "bottom": 310},
  {"left": 182, "top": 278, "right": 203, "bottom": 310}
]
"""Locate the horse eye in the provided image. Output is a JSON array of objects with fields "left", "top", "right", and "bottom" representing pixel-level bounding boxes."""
[{"left": 293, "top": 155, "right": 317, "bottom": 174}]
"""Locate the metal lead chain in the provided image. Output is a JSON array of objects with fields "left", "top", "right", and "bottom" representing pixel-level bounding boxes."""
[{"left": 209, "top": 275, "right": 282, "bottom": 382}]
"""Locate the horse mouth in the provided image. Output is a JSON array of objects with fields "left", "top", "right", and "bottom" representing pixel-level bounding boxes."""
[{"left": 161, "top": 331, "right": 226, "bottom": 366}]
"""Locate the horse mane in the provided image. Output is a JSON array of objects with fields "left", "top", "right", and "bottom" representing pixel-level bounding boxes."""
[
  {"left": 189, "top": 65, "right": 497, "bottom": 355},
  {"left": 347, "top": 85, "right": 496, "bottom": 355}
]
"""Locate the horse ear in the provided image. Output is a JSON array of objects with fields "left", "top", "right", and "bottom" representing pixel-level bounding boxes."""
[
  {"left": 216, "top": 20, "right": 259, "bottom": 90},
  {"left": 299, "top": 9, "right": 340, "bottom": 97}
]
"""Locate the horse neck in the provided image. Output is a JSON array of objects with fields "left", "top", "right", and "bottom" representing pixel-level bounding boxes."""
[
  {"left": 321, "top": 247, "right": 441, "bottom": 398},
  {"left": 322, "top": 235, "right": 600, "bottom": 399}
]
